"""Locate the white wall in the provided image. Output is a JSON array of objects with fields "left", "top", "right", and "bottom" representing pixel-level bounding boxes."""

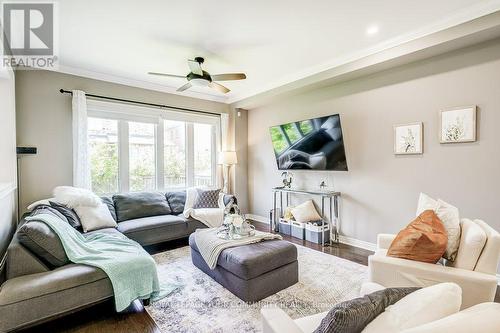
[
  {"left": 0, "top": 64, "right": 18, "bottom": 277},
  {"left": 247, "top": 39, "right": 500, "bottom": 253}
]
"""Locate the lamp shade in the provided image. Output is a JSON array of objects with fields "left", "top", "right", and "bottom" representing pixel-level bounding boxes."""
[{"left": 218, "top": 151, "right": 238, "bottom": 165}]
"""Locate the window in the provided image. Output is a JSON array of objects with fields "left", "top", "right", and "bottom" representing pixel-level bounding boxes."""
[
  {"left": 164, "top": 120, "right": 186, "bottom": 188},
  {"left": 129, "top": 122, "right": 156, "bottom": 192},
  {"left": 270, "top": 126, "right": 289, "bottom": 155},
  {"left": 88, "top": 118, "right": 119, "bottom": 195},
  {"left": 194, "top": 123, "right": 213, "bottom": 187},
  {"left": 282, "top": 123, "right": 301, "bottom": 144},
  {"left": 87, "top": 102, "right": 218, "bottom": 195},
  {"left": 299, "top": 120, "right": 313, "bottom": 135}
]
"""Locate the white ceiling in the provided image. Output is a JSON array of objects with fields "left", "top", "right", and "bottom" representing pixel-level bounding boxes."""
[{"left": 52, "top": 0, "right": 500, "bottom": 103}]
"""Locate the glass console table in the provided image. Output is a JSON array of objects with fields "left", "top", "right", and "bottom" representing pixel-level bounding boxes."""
[{"left": 271, "top": 187, "right": 341, "bottom": 245}]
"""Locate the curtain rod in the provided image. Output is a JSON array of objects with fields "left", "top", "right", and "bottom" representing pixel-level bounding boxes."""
[{"left": 59, "top": 89, "right": 221, "bottom": 117}]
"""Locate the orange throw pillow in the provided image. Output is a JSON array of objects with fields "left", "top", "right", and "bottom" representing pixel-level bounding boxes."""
[{"left": 387, "top": 210, "right": 447, "bottom": 263}]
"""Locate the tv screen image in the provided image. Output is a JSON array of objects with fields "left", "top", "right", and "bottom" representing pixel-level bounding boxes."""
[{"left": 269, "top": 114, "right": 348, "bottom": 171}]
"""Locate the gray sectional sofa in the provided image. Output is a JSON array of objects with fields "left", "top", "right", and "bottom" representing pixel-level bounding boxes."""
[{"left": 0, "top": 190, "right": 235, "bottom": 332}]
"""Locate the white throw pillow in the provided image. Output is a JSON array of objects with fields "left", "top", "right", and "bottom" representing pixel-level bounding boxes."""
[
  {"left": 435, "top": 199, "right": 461, "bottom": 261},
  {"left": 416, "top": 193, "right": 461, "bottom": 261},
  {"left": 74, "top": 203, "right": 117, "bottom": 232},
  {"left": 53, "top": 186, "right": 101, "bottom": 209},
  {"left": 291, "top": 200, "right": 322, "bottom": 223},
  {"left": 183, "top": 187, "right": 199, "bottom": 216},
  {"left": 362, "top": 283, "right": 462, "bottom": 333},
  {"left": 415, "top": 192, "right": 438, "bottom": 216},
  {"left": 448, "top": 219, "right": 486, "bottom": 270}
]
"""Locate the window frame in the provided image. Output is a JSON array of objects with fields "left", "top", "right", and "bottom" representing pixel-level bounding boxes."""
[{"left": 87, "top": 99, "right": 220, "bottom": 193}]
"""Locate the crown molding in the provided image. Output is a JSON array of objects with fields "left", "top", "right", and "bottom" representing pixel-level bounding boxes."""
[{"left": 49, "top": 65, "right": 229, "bottom": 103}]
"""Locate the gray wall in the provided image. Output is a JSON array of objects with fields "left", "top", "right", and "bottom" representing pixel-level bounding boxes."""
[
  {"left": 247, "top": 39, "right": 500, "bottom": 252},
  {"left": 15, "top": 70, "right": 230, "bottom": 212}
]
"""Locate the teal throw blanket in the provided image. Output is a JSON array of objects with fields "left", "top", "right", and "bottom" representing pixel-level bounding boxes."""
[{"left": 26, "top": 213, "right": 176, "bottom": 311}]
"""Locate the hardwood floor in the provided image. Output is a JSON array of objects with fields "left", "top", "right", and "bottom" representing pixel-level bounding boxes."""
[{"left": 20, "top": 221, "right": 500, "bottom": 333}]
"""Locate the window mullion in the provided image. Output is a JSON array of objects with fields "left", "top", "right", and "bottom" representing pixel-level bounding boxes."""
[
  {"left": 186, "top": 123, "right": 194, "bottom": 187},
  {"left": 119, "top": 120, "right": 130, "bottom": 193},
  {"left": 156, "top": 119, "right": 164, "bottom": 190}
]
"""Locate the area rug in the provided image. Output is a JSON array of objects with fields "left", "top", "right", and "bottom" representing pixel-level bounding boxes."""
[{"left": 147, "top": 244, "right": 367, "bottom": 333}]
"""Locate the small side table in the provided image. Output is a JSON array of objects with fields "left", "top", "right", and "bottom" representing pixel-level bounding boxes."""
[{"left": 271, "top": 187, "right": 341, "bottom": 245}]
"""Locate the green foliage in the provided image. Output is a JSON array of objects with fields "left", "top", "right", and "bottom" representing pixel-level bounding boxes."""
[
  {"left": 299, "top": 120, "right": 313, "bottom": 135},
  {"left": 282, "top": 123, "right": 300, "bottom": 143},
  {"left": 90, "top": 142, "right": 118, "bottom": 195},
  {"left": 270, "top": 126, "right": 289, "bottom": 154}
]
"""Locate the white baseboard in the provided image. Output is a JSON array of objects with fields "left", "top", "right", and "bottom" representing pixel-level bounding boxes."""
[
  {"left": 246, "top": 214, "right": 269, "bottom": 224},
  {"left": 338, "top": 236, "right": 377, "bottom": 252}
]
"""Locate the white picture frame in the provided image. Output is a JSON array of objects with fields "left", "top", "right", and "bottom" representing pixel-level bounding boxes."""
[
  {"left": 394, "top": 122, "right": 423, "bottom": 155},
  {"left": 439, "top": 106, "right": 477, "bottom": 143}
]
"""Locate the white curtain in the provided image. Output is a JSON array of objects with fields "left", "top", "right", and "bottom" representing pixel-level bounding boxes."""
[
  {"left": 219, "top": 113, "right": 230, "bottom": 191},
  {"left": 72, "top": 90, "right": 91, "bottom": 189},
  {"left": 220, "top": 113, "right": 229, "bottom": 151}
]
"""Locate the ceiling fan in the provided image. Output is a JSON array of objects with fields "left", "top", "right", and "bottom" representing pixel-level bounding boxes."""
[{"left": 148, "top": 57, "right": 246, "bottom": 94}]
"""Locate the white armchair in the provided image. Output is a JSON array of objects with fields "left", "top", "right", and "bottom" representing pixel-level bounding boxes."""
[{"left": 368, "top": 219, "right": 500, "bottom": 309}]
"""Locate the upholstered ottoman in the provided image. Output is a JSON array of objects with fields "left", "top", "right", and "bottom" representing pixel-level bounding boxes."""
[{"left": 188, "top": 234, "right": 298, "bottom": 302}]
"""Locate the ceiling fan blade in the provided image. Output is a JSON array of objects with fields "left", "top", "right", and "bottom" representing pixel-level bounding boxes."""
[
  {"left": 209, "top": 82, "right": 230, "bottom": 94},
  {"left": 211, "top": 73, "right": 247, "bottom": 81},
  {"left": 177, "top": 82, "right": 192, "bottom": 92},
  {"left": 148, "top": 72, "right": 186, "bottom": 79},
  {"left": 188, "top": 60, "right": 203, "bottom": 75}
]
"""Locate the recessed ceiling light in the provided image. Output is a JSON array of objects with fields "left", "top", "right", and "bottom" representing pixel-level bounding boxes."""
[{"left": 366, "top": 25, "right": 379, "bottom": 36}]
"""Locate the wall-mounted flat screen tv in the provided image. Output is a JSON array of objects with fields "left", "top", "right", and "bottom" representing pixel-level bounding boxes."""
[{"left": 269, "top": 114, "right": 348, "bottom": 171}]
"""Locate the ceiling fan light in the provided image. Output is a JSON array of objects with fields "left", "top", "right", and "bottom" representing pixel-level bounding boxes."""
[{"left": 190, "top": 78, "right": 209, "bottom": 87}]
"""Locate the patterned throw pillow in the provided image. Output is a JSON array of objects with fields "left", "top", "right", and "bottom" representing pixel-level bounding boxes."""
[
  {"left": 192, "top": 189, "right": 221, "bottom": 209},
  {"left": 314, "top": 287, "right": 420, "bottom": 333}
]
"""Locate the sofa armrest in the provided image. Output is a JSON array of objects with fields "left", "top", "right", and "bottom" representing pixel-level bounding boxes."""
[
  {"left": 401, "top": 302, "right": 500, "bottom": 333},
  {"left": 368, "top": 252, "right": 498, "bottom": 309},
  {"left": 261, "top": 306, "right": 303, "bottom": 333},
  {"left": 377, "top": 234, "right": 396, "bottom": 250}
]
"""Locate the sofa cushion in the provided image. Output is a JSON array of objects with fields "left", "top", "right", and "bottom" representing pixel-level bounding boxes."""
[
  {"left": 0, "top": 264, "right": 112, "bottom": 332},
  {"left": 113, "top": 192, "right": 171, "bottom": 222},
  {"left": 166, "top": 191, "right": 186, "bottom": 214},
  {"left": 313, "top": 287, "right": 419, "bottom": 333},
  {"left": 447, "top": 219, "right": 486, "bottom": 271},
  {"left": 48, "top": 201, "right": 82, "bottom": 230},
  {"left": 17, "top": 208, "right": 69, "bottom": 268},
  {"left": 117, "top": 215, "right": 205, "bottom": 245},
  {"left": 100, "top": 196, "right": 117, "bottom": 221},
  {"left": 189, "top": 234, "right": 297, "bottom": 280},
  {"left": 387, "top": 210, "right": 447, "bottom": 264}
]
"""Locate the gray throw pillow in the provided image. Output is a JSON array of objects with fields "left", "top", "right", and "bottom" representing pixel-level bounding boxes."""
[
  {"left": 313, "top": 287, "right": 420, "bottom": 333},
  {"left": 193, "top": 189, "right": 221, "bottom": 209},
  {"left": 166, "top": 191, "right": 186, "bottom": 214},
  {"left": 113, "top": 191, "right": 172, "bottom": 222},
  {"left": 49, "top": 201, "right": 82, "bottom": 230},
  {"left": 101, "top": 196, "right": 117, "bottom": 221},
  {"left": 17, "top": 208, "right": 70, "bottom": 268}
]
